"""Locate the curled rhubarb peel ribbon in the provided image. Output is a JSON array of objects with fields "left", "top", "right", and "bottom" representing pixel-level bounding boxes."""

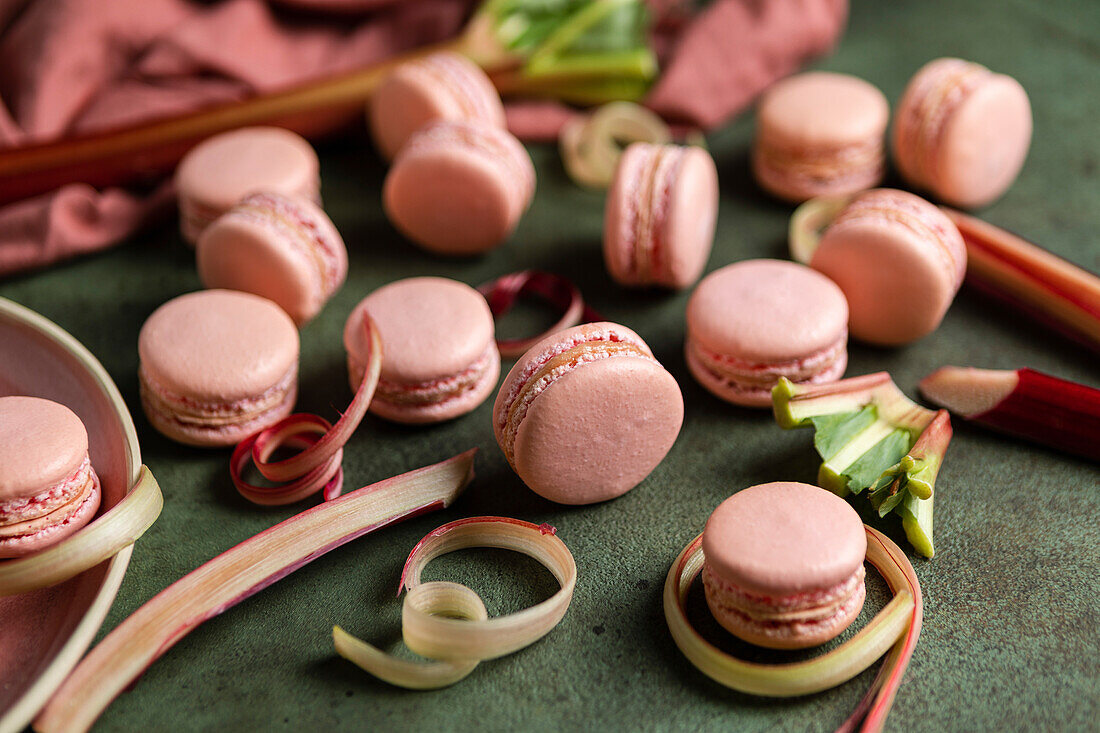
[
  {"left": 664, "top": 525, "right": 921, "bottom": 732},
  {"left": 479, "top": 271, "right": 603, "bottom": 359},
  {"left": 231, "top": 316, "right": 383, "bottom": 506},
  {"left": 334, "top": 516, "right": 577, "bottom": 688}
]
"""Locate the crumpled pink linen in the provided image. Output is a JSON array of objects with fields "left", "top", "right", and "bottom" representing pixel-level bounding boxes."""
[{"left": 0, "top": 0, "right": 847, "bottom": 277}]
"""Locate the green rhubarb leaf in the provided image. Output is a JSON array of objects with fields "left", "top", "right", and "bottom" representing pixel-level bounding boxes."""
[
  {"left": 811, "top": 407, "right": 876, "bottom": 460},
  {"left": 840, "top": 429, "right": 911, "bottom": 494}
]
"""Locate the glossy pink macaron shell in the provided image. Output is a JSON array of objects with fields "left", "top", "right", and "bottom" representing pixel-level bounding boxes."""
[
  {"left": 369, "top": 51, "right": 506, "bottom": 160},
  {"left": 685, "top": 260, "right": 848, "bottom": 407},
  {"left": 344, "top": 277, "right": 499, "bottom": 424},
  {"left": 0, "top": 396, "right": 102, "bottom": 558},
  {"left": 753, "top": 72, "right": 889, "bottom": 202},
  {"left": 138, "top": 290, "right": 300, "bottom": 446},
  {"left": 196, "top": 192, "right": 348, "bottom": 326},
  {"left": 702, "top": 482, "right": 867, "bottom": 649},
  {"left": 175, "top": 126, "right": 320, "bottom": 244},
  {"left": 604, "top": 143, "right": 718, "bottom": 289},
  {"left": 493, "top": 322, "right": 684, "bottom": 505},
  {"left": 811, "top": 188, "right": 966, "bottom": 345},
  {"left": 894, "top": 58, "right": 1032, "bottom": 209},
  {"left": 383, "top": 120, "right": 536, "bottom": 256}
]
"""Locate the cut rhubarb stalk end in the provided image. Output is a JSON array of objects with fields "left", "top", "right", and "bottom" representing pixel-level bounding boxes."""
[
  {"left": 788, "top": 195, "right": 853, "bottom": 265},
  {"left": 942, "top": 208, "right": 1100, "bottom": 354},
  {"left": 34, "top": 450, "right": 475, "bottom": 733},
  {"left": 478, "top": 271, "right": 603, "bottom": 359},
  {"left": 920, "top": 366, "right": 1100, "bottom": 462},
  {"left": 772, "top": 374, "right": 952, "bottom": 558}
]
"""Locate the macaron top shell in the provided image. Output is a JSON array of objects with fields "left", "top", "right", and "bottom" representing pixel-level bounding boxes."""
[
  {"left": 344, "top": 277, "right": 495, "bottom": 384},
  {"left": 687, "top": 259, "right": 848, "bottom": 363},
  {"left": 757, "top": 72, "right": 889, "bottom": 148},
  {"left": 175, "top": 127, "right": 319, "bottom": 211},
  {"left": 0, "top": 396, "right": 88, "bottom": 500},
  {"left": 139, "top": 290, "right": 299, "bottom": 402},
  {"left": 703, "top": 481, "right": 866, "bottom": 596}
]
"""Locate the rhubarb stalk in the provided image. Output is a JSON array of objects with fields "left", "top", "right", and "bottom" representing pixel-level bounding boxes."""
[
  {"left": 772, "top": 373, "right": 952, "bottom": 558},
  {"left": 34, "top": 450, "right": 475, "bottom": 733},
  {"left": 478, "top": 271, "right": 603, "bottom": 358},
  {"left": 920, "top": 366, "right": 1100, "bottom": 462}
]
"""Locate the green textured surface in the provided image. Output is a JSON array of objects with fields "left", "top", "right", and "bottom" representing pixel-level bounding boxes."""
[{"left": 4, "top": 0, "right": 1100, "bottom": 729}]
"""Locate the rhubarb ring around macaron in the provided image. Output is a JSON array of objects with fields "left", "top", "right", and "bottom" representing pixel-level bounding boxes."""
[
  {"left": 138, "top": 290, "right": 300, "bottom": 447},
  {"left": 702, "top": 482, "right": 867, "bottom": 649},
  {"left": 196, "top": 191, "right": 348, "bottom": 326},
  {"left": 0, "top": 396, "right": 102, "bottom": 559},
  {"left": 344, "top": 277, "right": 500, "bottom": 424},
  {"left": 685, "top": 259, "right": 848, "bottom": 407},
  {"left": 493, "top": 322, "right": 683, "bottom": 505}
]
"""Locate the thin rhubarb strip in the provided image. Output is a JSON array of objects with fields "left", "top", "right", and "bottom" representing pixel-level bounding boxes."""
[
  {"left": 663, "top": 526, "right": 918, "bottom": 702},
  {"left": 942, "top": 208, "right": 1100, "bottom": 353},
  {"left": 478, "top": 271, "right": 603, "bottom": 359},
  {"left": 920, "top": 366, "right": 1100, "bottom": 461},
  {"left": 230, "top": 317, "right": 381, "bottom": 505},
  {"left": 34, "top": 450, "right": 475, "bottom": 733},
  {"left": 0, "top": 465, "right": 162, "bottom": 596}
]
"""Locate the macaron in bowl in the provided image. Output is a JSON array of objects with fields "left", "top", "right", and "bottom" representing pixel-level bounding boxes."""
[
  {"left": 344, "top": 277, "right": 500, "bottom": 424},
  {"left": 685, "top": 259, "right": 848, "bottom": 407},
  {"left": 369, "top": 50, "right": 506, "bottom": 160},
  {"left": 383, "top": 120, "right": 536, "bottom": 256},
  {"left": 702, "top": 482, "right": 867, "bottom": 649},
  {"left": 196, "top": 191, "right": 348, "bottom": 326},
  {"left": 138, "top": 290, "right": 299, "bottom": 447},
  {"left": 752, "top": 72, "right": 889, "bottom": 203},
  {"left": 175, "top": 126, "right": 320, "bottom": 245},
  {"left": 493, "top": 322, "right": 684, "bottom": 505},
  {"left": 810, "top": 188, "right": 966, "bottom": 346},
  {"left": 0, "top": 397, "right": 101, "bottom": 559},
  {"left": 893, "top": 58, "right": 1032, "bottom": 209},
  {"left": 603, "top": 142, "right": 719, "bottom": 290}
]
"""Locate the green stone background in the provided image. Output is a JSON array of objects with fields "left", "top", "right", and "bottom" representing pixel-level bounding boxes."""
[{"left": 3, "top": 0, "right": 1099, "bottom": 729}]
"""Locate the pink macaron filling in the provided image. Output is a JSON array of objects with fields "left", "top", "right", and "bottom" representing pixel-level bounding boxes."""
[
  {"left": 349, "top": 340, "right": 498, "bottom": 410},
  {"left": 754, "top": 136, "right": 885, "bottom": 194},
  {"left": 0, "top": 456, "right": 95, "bottom": 528},
  {"left": 687, "top": 329, "right": 848, "bottom": 397},
  {"left": 618, "top": 145, "right": 686, "bottom": 283},
  {"left": 0, "top": 456, "right": 101, "bottom": 557}
]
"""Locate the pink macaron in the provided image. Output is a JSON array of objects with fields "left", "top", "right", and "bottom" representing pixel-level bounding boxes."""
[
  {"left": 811, "top": 188, "right": 966, "bottom": 346},
  {"left": 344, "top": 277, "right": 500, "bottom": 424},
  {"left": 685, "top": 259, "right": 848, "bottom": 407},
  {"left": 383, "top": 120, "right": 536, "bottom": 256},
  {"left": 893, "top": 58, "right": 1032, "bottom": 208},
  {"left": 753, "top": 72, "right": 889, "bottom": 203},
  {"left": 175, "top": 126, "right": 321, "bottom": 245},
  {"left": 0, "top": 396, "right": 102, "bottom": 559},
  {"left": 493, "top": 322, "right": 684, "bottom": 505},
  {"left": 196, "top": 191, "right": 348, "bottom": 326},
  {"left": 369, "top": 51, "right": 506, "bottom": 160},
  {"left": 702, "top": 482, "right": 867, "bottom": 650},
  {"left": 138, "top": 290, "right": 300, "bottom": 447},
  {"left": 603, "top": 142, "right": 719, "bottom": 289}
]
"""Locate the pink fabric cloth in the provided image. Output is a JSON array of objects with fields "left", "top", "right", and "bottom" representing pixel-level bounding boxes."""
[{"left": 0, "top": 0, "right": 846, "bottom": 277}]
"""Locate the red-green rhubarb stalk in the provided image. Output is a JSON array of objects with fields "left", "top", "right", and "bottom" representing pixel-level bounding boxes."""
[
  {"left": 34, "top": 451, "right": 475, "bottom": 733},
  {"left": 920, "top": 366, "right": 1100, "bottom": 462},
  {"left": 772, "top": 373, "right": 952, "bottom": 558}
]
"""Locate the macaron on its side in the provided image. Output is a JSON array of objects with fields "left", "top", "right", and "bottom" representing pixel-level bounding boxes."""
[
  {"left": 344, "top": 277, "right": 500, "bottom": 423},
  {"left": 0, "top": 396, "right": 102, "bottom": 558},
  {"left": 493, "top": 322, "right": 684, "bottom": 505},
  {"left": 175, "top": 127, "right": 321, "bottom": 244},
  {"left": 197, "top": 192, "right": 348, "bottom": 326},
  {"left": 684, "top": 260, "right": 849, "bottom": 407},
  {"left": 383, "top": 121, "right": 535, "bottom": 255},
  {"left": 752, "top": 72, "right": 889, "bottom": 203},
  {"left": 811, "top": 188, "right": 965, "bottom": 345},
  {"left": 138, "top": 290, "right": 300, "bottom": 447},
  {"left": 369, "top": 51, "right": 506, "bottom": 160},
  {"left": 701, "top": 482, "right": 867, "bottom": 649},
  {"left": 604, "top": 143, "right": 718, "bottom": 289},
  {"left": 893, "top": 58, "right": 1032, "bottom": 208}
]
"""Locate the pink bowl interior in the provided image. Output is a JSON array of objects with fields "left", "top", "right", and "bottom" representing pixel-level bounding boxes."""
[{"left": 0, "top": 299, "right": 139, "bottom": 725}]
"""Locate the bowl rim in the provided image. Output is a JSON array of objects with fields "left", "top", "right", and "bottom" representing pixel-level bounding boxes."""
[{"left": 0, "top": 296, "right": 141, "bottom": 733}]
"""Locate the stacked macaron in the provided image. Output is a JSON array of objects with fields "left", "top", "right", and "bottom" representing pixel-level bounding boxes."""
[{"left": 0, "top": 397, "right": 101, "bottom": 558}]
